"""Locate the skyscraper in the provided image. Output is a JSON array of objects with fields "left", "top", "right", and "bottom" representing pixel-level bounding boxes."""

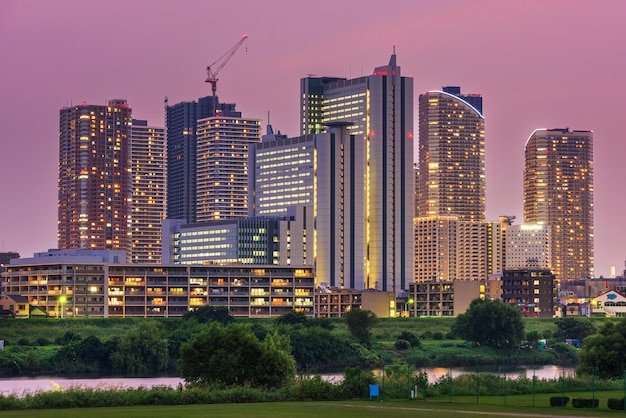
[
  {"left": 418, "top": 86, "right": 485, "bottom": 221},
  {"left": 300, "top": 53, "right": 414, "bottom": 293},
  {"left": 58, "top": 100, "right": 132, "bottom": 255},
  {"left": 524, "top": 128, "right": 594, "bottom": 280},
  {"left": 195, "top": 114, "right": 261, "bottom": 222},
  {"left": 165, "top": 96, "right": 236, "bottom": 223},
  {"left": 129, "top": 119, "right": 166, "bottom": 263},
  {"left": 300, "top": 76, "right": 346, "bottom": 135}
]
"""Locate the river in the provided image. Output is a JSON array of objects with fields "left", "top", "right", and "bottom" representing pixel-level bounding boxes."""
[{"left": 0, "top": 365, "right": 575, "bottom": 397}]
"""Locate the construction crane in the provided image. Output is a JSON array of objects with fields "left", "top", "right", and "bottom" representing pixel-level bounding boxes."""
[{"left": 205, "top": 34, "right": 248, "bottom": 115}]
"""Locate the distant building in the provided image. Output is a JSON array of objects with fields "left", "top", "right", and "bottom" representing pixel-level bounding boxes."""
[
  {"left": 300, "top": 76, "right": 346, "bottom": 135},
  {"left": 407, "top": 279, "right": 482, "bottom": 317},
  {"left": 249, "top": 126, "right": 366, "bottom": 289},
  {"left": 2, "top": 250, "right": 314, "bottom": 318},
  {"left": 505, "top": 224, "right": 551, "bottom": 269},
  {"left": 162, "top": 209, "right": 312, "bottom": 267},
  {"left": 590, "top": 289, "right": 626, "bottom": 317},
  {"left": 524, "top": 128, "right": 594, "bottom": 280},
  {"left": 501, "top": 268, "right": 556, "bottom": 317},
  {"left": 300, "top": 52, "right": 415, "bottom": 293},
  {"left": 129, "top": 119, "right": 166, "bottom": 263},
  {"left": 417, "top": 86, "right": 485, "bottom": 221},
  {"left": 165, "top": 96, "right": 236, "bottom": 223},
  {"left": 58, "top": 100, "right": 132, "bottom": 256},
  {"left": 196, "top": 114, "right": 261, "bottom": 222}
]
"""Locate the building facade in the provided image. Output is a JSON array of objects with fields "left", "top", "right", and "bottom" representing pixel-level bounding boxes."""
[
  {"left": 129, "top": 119, "right": 166, "bottom": 263},
  {"left": 58, "top": 100, "right": 132, "bottom": 255},
  {"left": 501, "top": 268, "right": 556, "bottom": 317},
  {"left": 417, "top": 86, "right": 485, "bottom": 221},
  {"left": 165, "top": 96, "right": 236, "bottom": 223},
  {"left": 196, "top": 115, "right": 261, "bottom": 222},
  {"left": 505, "top": 224, "right": 551, "bottom": 270},
  {"left": 2, "top": 250, "right": 314, "bottom": 318},
  {"left": 524, "top": 128, "right": 594, "bottom": 280},
  {"left": 162, "top": 212, "right": 312, "bottom": 267},
  {"left": 300, "top": 53, "right": 415, "bottom": 293},
  {"left": 300, "top": 76, "right": 346, "bottom": 135}
]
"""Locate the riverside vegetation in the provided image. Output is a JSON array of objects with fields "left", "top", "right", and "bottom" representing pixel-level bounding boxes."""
[
  {"left": 0, "top": 306, "right": 609, "bottom": 377},
  {"left": 1, "top": 305, "right": 626, "bottom": 412}
]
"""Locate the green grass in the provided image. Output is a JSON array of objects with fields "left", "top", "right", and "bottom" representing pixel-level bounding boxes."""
[{"left": 0, "top": 396, "right": 623, "bottom": 418}]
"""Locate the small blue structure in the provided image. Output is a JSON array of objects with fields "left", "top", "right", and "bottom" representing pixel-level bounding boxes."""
[{"left": 369, "top": 384, "right": 380, "bottom": 400}]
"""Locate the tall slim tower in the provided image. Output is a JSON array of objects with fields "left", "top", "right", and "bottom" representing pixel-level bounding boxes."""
[
  {"left": 165, "top": 96, "right": 236, "bottom": 223},
  {"left": 418, "top": 87, "right": 485, "bottom": 221},
  {"left": 58, "top": 100, "right": 132, "bottom": 254},
  {"left": 301, "top": 52, "right": 415, "bottom": 293},
  {"left": 196, "top": 114, "right": 261, "bottom": 222},
  {"left": 129, "top": 119, "right": 166, "bottom": 263},
  {"left": 524, "top": 128, "right": 594, "bottom": 280}
]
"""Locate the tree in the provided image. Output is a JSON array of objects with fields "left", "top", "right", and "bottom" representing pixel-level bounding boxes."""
[
  {"left": 275, "top": 310, "right": 309, "bottom": 327},
  {"left": 554, "top": 317, "right": 596, "bottom": 341},
  {"left": 179, "top": 322, "right": 295, "bottom": 388},
  {"left": 452, "top": 298, "right": 524, "bottom": 349},
  {"left": 578, "top": 318, "right": 626, "bottom": 378},
  {"left": 182, "top": 305, "right": 233, "bottom": 325},
  {"left": 345, "top": 308, "right": 377, "bottom": 346},
  {"left": 110, "top": 322, "right": 169, "bottom": 374}
]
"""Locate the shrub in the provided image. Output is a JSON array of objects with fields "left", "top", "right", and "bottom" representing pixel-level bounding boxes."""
[
  {"left": 549, "top": 396, "right": 569, "bottom": 406},
  {"left": 341, "top": 366, "right": 375, "bottom": 399},
  {"left": 421, "top": 331, "right": 433, "bottom": 340},
  {"left": 17, "top": 338, "right": 30, "bottom": 346},
  {"left": 394, "top": 339, "right": 411, "bottom": 350},
  {"left": 397, "top": 331, "right": 421, "bottom": 348},
  {"left": 432, "top": 332, "right": 444, "bottom": 340},
  {"left": 445, "top": 331, "right": 456, "bottom": 340},
  {"left": 572, "top": 398, "right": 599, "bottom": 408},
  {"left": 608, "top": 398, "right": 625, "bottom": 410}
]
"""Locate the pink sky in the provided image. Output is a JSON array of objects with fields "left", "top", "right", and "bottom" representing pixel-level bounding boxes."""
[{"left": 0, "top": 0, "right": 624, "bottom": 277}]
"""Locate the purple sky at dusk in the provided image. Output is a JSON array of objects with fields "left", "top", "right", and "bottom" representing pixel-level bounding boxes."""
[{"left": 0, "top": 1, "right": 624, "bottom": 277}]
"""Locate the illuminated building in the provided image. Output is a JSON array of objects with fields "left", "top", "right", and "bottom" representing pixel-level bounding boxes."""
[
  {"left": 129, "top": 119, "right": 166, "bottom": 263},
  {"left": 58, "top": 100, "right": 132, "bottom": 256},
  {"left": 524, "top": 128, "right": 594, "bottom": 280},
  {"left": 165, "top": 96, "right": 236, "bottom": 223},
  {"left": 162, "top": 209, "right": 311, "bottom": 267},
  {"left": 249, "top": 126, "right": 365, "bottom": 289},
  {"left": 196, "top": 114, "right": 261, "bottom": 222},
  {"left": 2, "top": 249, "right": 314, "bottom": 318},
  {"left": 501, "top": 268, "right": 556, "bottom": 317},
  {"left": 300, "top": 52, "right": 415, "bottom": 293},
  {"left": 417, "top": 86, "right": 485, "bottom": 221},
  {"left": 505, "top": 224, "right": 551, "bottom": 269},
  {"left": 300, "top": 76, "right": 346, "bottom": 135}
]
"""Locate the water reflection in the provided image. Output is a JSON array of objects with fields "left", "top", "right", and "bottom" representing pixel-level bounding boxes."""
[{"left": 0, "top": 365, "right": 575, "bottom": 397}]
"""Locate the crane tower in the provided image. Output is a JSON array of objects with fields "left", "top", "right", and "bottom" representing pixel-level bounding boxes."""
[{"left": 205, "top": 35, "right": 248, "bottom": 116}]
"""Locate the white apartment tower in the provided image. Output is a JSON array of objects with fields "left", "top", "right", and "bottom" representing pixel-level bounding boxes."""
[
  {"left": 129, "top": 119, "right": 166, "bottom": 263},
  {"left": 196, "top": 115, "right": 261, "bottom": 222}
]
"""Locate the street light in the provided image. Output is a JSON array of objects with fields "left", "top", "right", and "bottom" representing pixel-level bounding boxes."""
[{"left": 58, "top": 295, "right": 67, "bottom": 319}]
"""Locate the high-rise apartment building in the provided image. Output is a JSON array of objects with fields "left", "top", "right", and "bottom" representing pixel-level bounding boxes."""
[
  {"left": 129, "top": 119, "right": 166, "bottom": 263},
  {"left": 418, "top": 86, "right": 485, "bottom": 221},
  {"left": 165, "top": 96, "right": 236, "bottom": 223},
  {"left": 58, "top": 100, "right": 132, "bottom": 255},
  {"left": 524, "top": 128, "right": 594, "bottom": 280},
  {"left": 300, "top": 53, "right": 415, "bottom": 293},
  {"left": 196, "top": 114, "right": 261, "bottom": 222}
]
